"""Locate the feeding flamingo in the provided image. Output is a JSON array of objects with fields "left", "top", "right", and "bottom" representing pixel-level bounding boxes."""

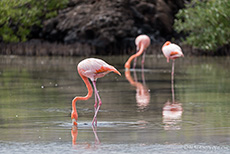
[
  {"left": 71, "top": 58, "right": 121, "bottom": 126},
  {"left": 125, "top": 34, "right": 150, "bottom": 70}
]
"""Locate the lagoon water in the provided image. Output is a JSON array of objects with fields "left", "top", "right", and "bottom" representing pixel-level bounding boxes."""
[{"left": 0, "top": 55, "right": 230, "bottom": 153}]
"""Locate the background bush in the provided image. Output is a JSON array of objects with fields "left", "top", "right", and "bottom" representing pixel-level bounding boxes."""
[
  {"left": 0, "top": 0, "right": 68, "bottom": 42},
  {"left": 174, "top": 0, "right": 230, "bottom": 51}
]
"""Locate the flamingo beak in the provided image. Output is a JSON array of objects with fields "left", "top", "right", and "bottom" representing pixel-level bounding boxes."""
[{"left": 113, "top": 69, "right": 121, "bottom": 76}]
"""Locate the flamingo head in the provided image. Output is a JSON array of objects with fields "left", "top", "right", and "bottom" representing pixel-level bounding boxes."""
[
  {"left": 162, "top": 41, "right": 171, "bottom": 48},
  {"left": 71, "top": 111, "right": 78, "bottom": 126}
]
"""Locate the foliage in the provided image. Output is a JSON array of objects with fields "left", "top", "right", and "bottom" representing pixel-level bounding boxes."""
[
  {"left": 174, "top": 0, "right": 230, "bottom": 51},
  {"left": 0, "top": 0, "right": 68, "bottom": 42}
]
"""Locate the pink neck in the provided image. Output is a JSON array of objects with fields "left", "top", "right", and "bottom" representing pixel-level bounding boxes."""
[
  {"left": 72, "top": 74, "right": 93, "bottom": 113},
  {"left": 125, "top": 44, "right": 145, "bottom": 69}
]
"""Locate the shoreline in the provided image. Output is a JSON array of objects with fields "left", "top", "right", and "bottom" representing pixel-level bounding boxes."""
[{"left": 0, "top": 40, "right": 229, "bottom": 57}]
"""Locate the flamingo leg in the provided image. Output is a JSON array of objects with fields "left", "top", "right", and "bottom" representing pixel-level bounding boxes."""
[
  {"left": 92, "top": 81, "right": 102, "bottom": 126},
  {"left": 133, "top": 57, "right": 137, "bottom": 69},
  {"left": 92, "top": 126, "right": 100, "bottom": 144},
  {"left": 133, "top": 69, "right": 137, "bottom": 82},
  {"left": 94, "top": 85, "right": 98, "bottom": 126},
  {"left": 141, "top": 51, "right": 146, "bottom": 70},
  {"left": 141, "top": 66, "right": 146, "bottom": 85},
  {"left": 171, "top": 59, "right": 175, "bottom": 103}
]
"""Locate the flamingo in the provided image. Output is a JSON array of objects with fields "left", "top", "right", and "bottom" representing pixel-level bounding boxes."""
[
  {"left": 162, "top": 41, "right": 184, "bottom": 100},
  {"left": 125, "top": 34, "right": 150, "bottom": 70},
  {"left": 71, "top": 58, "right": 121, "bottom": 126}
]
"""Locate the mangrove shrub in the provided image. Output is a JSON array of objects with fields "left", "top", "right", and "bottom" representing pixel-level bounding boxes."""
[
  {"left": 174, "top": 0, "right": 230, "bottom": 51},
  {"left": 0, "top": 0, "right": 68, "bottom": 42}
]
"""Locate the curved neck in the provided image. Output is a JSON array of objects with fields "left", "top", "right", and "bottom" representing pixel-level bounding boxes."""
[
  {"left": 125, "top": 44, "right": 145, "bottom": 69},
  {"left": 72, "top": 74, "right": 93, "bottom": 112}
]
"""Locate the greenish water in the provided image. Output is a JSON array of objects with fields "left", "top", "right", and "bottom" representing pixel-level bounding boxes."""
[{"left": 0, "top": 55, "right": 230, "bottom": 153}]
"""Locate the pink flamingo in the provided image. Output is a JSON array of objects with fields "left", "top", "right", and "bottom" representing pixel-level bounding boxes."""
[
  {"left": 125, "top": 34, "right": 150, "bottom": 70},
  {"left": 71, "top": 58, "right": 121, "bottom": 126},
  {"left": 162, "top": 41, "right": 184, "bottom": 102}
]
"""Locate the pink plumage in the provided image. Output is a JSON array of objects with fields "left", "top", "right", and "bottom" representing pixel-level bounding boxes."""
[
  {"left": 135, "top": 35, "right": 150, "bottom": 51},
  {"left": 162, "top": 41, "right": 184, "bottom": 63},
  {"left": 78, "top": 58, "right": 120, "bottom": 81},
  {"left": 72, "top": 58, "right": 121, "bottom": 126}
]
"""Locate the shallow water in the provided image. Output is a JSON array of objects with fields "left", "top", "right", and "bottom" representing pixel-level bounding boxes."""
[{"left": 0, "top": 55, "right": 230, "bottom": 153}]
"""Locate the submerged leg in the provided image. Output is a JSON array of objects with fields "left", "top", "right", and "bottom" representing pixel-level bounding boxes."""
[
  {"left": 92, "top": 126, "right": 100, "bottom": 144},
  {"left": 71, "top": 126, "right": 78, "bottom": 146},
  {"left": 92, "top": 81, "right": 102, "bottom": 126}
]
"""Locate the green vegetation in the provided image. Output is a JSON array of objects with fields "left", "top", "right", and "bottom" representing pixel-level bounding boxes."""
[
  {"left": 174, "top": 0, "right": 230, "bottom": 51},
  {"left": 0, "top": 0, "right": 68, "bottom": 42}
]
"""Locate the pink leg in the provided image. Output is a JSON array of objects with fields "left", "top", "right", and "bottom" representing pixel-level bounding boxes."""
[
  {"left": 92, "top": 81, "right": 102, "bottom": 126},
  {"left": 141, "top": 51, "right": 146, "bottom": 70},
  {"left": 133, "top": 57, "right": 137, "bottom": 69},
  {"left": 94, "top": 86, "right": 98, "bottom": 126},
  {"left": 92, "top": 126, "right": 100, "bottom": 144},
  {"left": 171, "top": 59, "right": 175, "bottom": 103}
]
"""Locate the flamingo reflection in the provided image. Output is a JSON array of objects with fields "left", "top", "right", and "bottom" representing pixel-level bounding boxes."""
[
  {"left": 162, "top": 78, "right": 183, "bottom": 130},
  {"left": 162, "top": 53, "right": 183, "bottom": 130},
  {"left": 162, "top": 101, "right": 183, "bottom": 130},
  {"left": 71, "top": 125, "right": 100, "bottom": 148},
  {"left": 125, "top": 69, "right": 150, "bottom": 110}
]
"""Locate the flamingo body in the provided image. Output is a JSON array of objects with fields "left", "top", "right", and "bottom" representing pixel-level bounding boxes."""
[
  {"left": 78, "top": 58, "right": 120, "bottom": 81},
  {"left": 72, "top": 58, "right": 121, "bottom": 126},
  {"left": 162, "top": 41, "right": 184, "bottom": 63},
  {"left": 125, "top": 34, "right": 150, "bottom": 69},
  {"left": 135, "top": 35, "right": 151, "bottom": 51}
]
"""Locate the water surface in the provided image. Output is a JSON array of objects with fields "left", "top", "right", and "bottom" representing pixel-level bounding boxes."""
[{"left": 0, "top": 55, "right": 230, "bottom": 153}]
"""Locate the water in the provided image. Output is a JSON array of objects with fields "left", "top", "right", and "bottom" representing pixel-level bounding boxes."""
[{"left": 0, "top": 55, "right": 230, "bottom": 153}]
